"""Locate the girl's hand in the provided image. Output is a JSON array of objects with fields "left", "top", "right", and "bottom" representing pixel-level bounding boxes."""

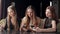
[
  {"left": 0, "top": 22, "right": 4, "bottom": 31},
  {"left": 22, "top": 28, "right": 28, "bottom": 31},
  {"left": 36, "top": 27, "right": 40, "bottom": 30},
  {"left": 0, "top": 27, "right": 3, "bottom": 31},
  {"left": 7, "top": 28, "right": 10, "bottom": 31}
]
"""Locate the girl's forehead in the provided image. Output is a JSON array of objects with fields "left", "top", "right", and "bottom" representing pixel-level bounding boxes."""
[
  {"left": 8, "top": 9, "right": 13, "bottom": 11},
  {"left": 27, "top": 9, "right": 33, "bottom": 12},
  {"left": 46, "top": 9, "right": 51, "bottom": 12},
  {"left": 8, "top": 9, "right": 13, "bottom": 12}
]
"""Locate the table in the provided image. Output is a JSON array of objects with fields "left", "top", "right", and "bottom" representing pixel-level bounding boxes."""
[{"left": 0, "top": 30, "right": 58, "bottom": 34}]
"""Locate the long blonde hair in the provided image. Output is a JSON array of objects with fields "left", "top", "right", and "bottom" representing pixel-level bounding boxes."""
[
  {"left": 7, "top": 2, "right": 18, "bottom": 30},
  {"left": 22, "top": 5, "right": 38, "bottom": 27}
]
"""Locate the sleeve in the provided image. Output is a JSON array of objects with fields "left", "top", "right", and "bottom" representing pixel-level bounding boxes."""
[{"left": 0, "top": 19, "right": 6, "bottom": 28}]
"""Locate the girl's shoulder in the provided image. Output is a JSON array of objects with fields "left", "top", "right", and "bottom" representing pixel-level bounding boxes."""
[
  {"left": 36, "top": 17, "right": 41, "bottom": 23},
  {"left": 36, "top": 17, "right": 41, "bottom": 20},
  {"left": 21, "top": 17, "right": 27, "bottom": 24},
  {"left": 0, "top": 18, "right": 6, "bottom": 27},
  {"left": 0, "top": 18, "right": 6, "bottom": 23},
  {"left": 22, "top": 17, "right": 26, "bottom": 20}
]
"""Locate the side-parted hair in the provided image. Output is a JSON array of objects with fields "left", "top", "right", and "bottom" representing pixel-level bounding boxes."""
[
  {"left": 46, "top": 6, "right": 57, "bottom": 19},
  {"left": 7, "top": 2, "right": 18, "bottom": 30},
  {"left": 21, "top": 5, "right": 38, "bottom": 28}
]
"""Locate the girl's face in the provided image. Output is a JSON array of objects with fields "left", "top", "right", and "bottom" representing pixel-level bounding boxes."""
[
  {"left": 8, "top": 9, "right": 15, "bottom": 17},
  {"left": 45, "top": 9, "right": 52, "bottom": 18},
  {"left": 26, "top": 9, "right": 33, "bottom": 18}
]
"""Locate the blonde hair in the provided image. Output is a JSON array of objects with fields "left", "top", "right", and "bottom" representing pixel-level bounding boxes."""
[
  {"left": 22, "top": 5, "right": 38, "bottom": 28},
  {"left": 7, "top": 2, "right": 18, "bottom": 30}
]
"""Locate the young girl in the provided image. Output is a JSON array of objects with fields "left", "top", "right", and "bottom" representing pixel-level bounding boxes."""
[{"left": 20, "top": 5, "right": 41, "bottom": 32}]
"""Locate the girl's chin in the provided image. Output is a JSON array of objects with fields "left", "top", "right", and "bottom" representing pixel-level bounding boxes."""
[{"left": 10, "top": 15, "right": 15, "bottom": 17}]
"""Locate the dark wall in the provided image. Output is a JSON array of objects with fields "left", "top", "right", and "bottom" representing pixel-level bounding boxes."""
[
  {"left": 2, "top": 0, "right": 52, "bottom": 19},
  {"left": 0, "top": 0, "right": 2, "bottom": 20},
  {"left": 14, "top": 0, "right": 52, "bottom": 19},
  {"left": 14, "top": 0, "right": 41, "bottom": 19},
  {"left": 42, "top": 0, "right": 50, "bottom": 18},
  {"left": 2, "top": 0, "right": 12, "bottom": 19}
]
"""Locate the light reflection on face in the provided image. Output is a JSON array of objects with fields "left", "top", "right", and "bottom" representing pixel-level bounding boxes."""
[
  {"left": 26, "top": 9, "right": 33, "bottom": 18},
  {"left": 45, "top": 9, "right": 52, "bottom": 18},
  {"left": 8, "top": 9, "right": 15, "bottom": 17}
]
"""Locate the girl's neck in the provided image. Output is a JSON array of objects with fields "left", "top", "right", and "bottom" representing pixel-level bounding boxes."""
[
  {"left": 29, "top": 17, "right": 33, "bottom": 19},
  {"left": 48, "top": 17, "right": 52, "bottom": 19}
]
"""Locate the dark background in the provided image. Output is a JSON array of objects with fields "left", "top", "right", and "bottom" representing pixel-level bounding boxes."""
[
  {"left": 5, "top": 0, "right": 51, "bottom": 19},
  {"left": 14, "top": 0, "right": 51, "bottom": 19},
  {"left": 1, "top": 0, "right": 59, "bottom": 20}
]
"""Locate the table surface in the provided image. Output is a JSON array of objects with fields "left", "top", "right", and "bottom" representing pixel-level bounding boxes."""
[{"left": 0, "top": 30, "right": 59, "bottom": 34}]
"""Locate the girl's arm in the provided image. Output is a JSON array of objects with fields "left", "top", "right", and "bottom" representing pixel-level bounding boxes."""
[{"left": 33, "top": 20, "right": 56, "bottom": 32}]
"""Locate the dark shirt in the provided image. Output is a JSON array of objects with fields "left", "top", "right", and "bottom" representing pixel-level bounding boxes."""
[
  {"left": 4, "top": 18, "right": 21, "bottom": 30},
  {"left": 4, "top": 18, "right": 14, "bottom": 30},
  {"left": 44, "top": 18, "right": 53, "bottom": 28}
]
